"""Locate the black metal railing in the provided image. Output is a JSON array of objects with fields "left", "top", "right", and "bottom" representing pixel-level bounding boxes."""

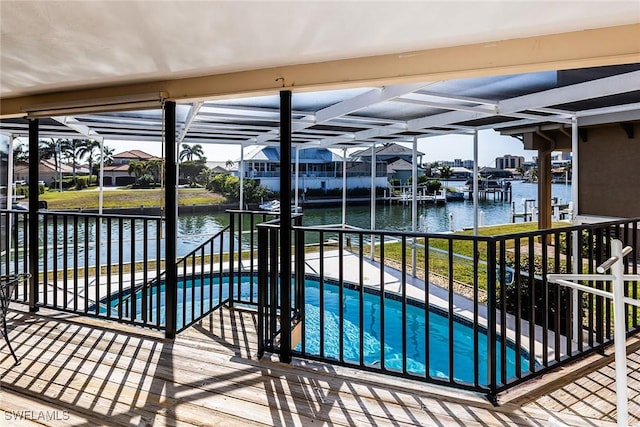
[
  {"left": 257, "top": 216, "right": 640, "bottom": 398},
  {"left": 5, "top": 205, "right": 640, "bottom": 398},
  {"left": 0, "top": 210, "right": 29, "bottom": 302},
  {"left": 0, "top": 209, "right": 166, "bottom": 329}
]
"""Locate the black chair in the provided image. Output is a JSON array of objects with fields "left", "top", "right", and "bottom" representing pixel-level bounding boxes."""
[{"left": 0, "top": 273, "right": 30, "bottom": 365}]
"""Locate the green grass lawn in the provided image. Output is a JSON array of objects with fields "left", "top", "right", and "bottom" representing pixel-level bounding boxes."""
[
  {"left": 364, "top": 221, "right": 569, "bottom": 291},
  {"left": 37, "top": 188, "right": 226, "bottom": 210}
]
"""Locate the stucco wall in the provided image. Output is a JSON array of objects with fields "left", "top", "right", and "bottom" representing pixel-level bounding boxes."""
[{"left": 579, "top": 123, "right": 639, "bottom": 218}]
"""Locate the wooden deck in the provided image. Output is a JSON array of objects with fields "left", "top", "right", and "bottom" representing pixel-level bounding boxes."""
[{"left": 1, "top": 303, "right": 638, "bottom": 426}]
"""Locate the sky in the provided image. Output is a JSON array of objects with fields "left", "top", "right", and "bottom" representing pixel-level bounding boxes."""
[{"left": 103, "top": 129, "right": 536, "bottom": 169}]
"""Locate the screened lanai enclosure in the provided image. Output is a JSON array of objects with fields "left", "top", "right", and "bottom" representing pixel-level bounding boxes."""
[{"left": 1, "top": 65, "right": 640, "bottom": 401}]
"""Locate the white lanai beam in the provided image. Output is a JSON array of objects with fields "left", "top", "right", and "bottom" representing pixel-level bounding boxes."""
[
  {"left": 51, "top": 116, "right": 104, "bottom": 142},
  {"left": 177, "top": 101, "right": 203, "bottom": 143},
  {"left": 411, "top": 138, "right": 418, "bottom": 277},
  {"left": 497, "top": 70, "right": 640, "bottom": 114},
  {"left": 294, "top": 145, "right": 300, "bottom": 211},
  {"left": 315, "top": 82, "right": 430, "bottom": 123},
  {"left": 370, "top": 142, "right": 376, "bottom": 260},
  {"left": 316, "top": 70, "right": 640, "bottom": 149},
  {"left": 342, "top": 148, "right": 347, "bottom": 226},
  {"left": 239, "top": 145, "right": 244, "bottom": 209},
  {"left": 254, "top": 82, "right": 430, "bottom": 146},
  {"left": 473, "top": 131, "right": 479, "bottom": 235}
]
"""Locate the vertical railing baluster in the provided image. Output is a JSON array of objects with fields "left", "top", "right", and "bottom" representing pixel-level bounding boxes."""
[
  {"left": 319, "top": 231, "right": 325, "bottom": 359},
  {"left": 402, "top": 235, "right": 407, "bottom": 375},
  {"left": 379, "top": 232, "right": 385, "bottom": 371},
  {"left": 229, "top": 212, "right": 235, "bottom": 308},
  {"left": 257, "top": 226, "right": 268, "bottom": 358},
  {"left": 514, "top": 237, "right": 522, "bottom": 378},
  {"left": 473, "top": 238, "right": 479, "bottom": 386},
  {"left": 73, "top": 215, "right": 78, "bottom": 312},
  {"left": 95, "top": 216, "right": 101, "bottom": 316},
  {"left": 486, "top": 239, "right": 497, "bottom": 399},
  {"left": 499, "top": 239, "right": 507, "bottom": 385},
  {"left": 425, "top": 235, "right": 431, "bottom": 381},
  {"left": 42, "top": 213, "right": 49, "bottom": 306},
  {"left": 142, "top": 219, "right": 148, "bottom": 323},
  {"left": 106, "top": 217, "right": 112, "bottom": 319},
  {"left": 130, "top": 218, "right": 136, "bottom": 322},
  {"left": 118, "top": 218, "right": 124, "bottom": 321},
  {"left": 84, "top": 216, "right": 90, "bottom": 313},
  {"left": 448, "top": 237, "right": 454, "bottom": 384},
  {"left": 358, "top": 233, "right": 364, "bottom": 367},
  {"left": 541, "top": 232, "right": 549, "bottom": 367},
  {"left": 63, "top": 215, "right": 68, "bottom": 310},
  {"left": 338, "top": 230, "right": 344, "bottom": 363}
]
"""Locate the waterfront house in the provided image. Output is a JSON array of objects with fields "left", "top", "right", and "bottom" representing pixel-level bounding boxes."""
[
  {"left": 13, "top": 159, "right": 88, "bottom": 186},
  {"left": 102, "top": 149, "right": 160, "bottom": 186},
  {"left": 351, "top": 143, "right": 424, "bottom": 183},
  {"left": 237, "top": 146, "right": 387, "bottom": 192}
]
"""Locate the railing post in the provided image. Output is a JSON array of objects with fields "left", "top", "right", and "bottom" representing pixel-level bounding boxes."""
[
  {"left": 486, "top": 238, "right": 498, "bottom": 403},
  {"left": 164, "top": 100, "right": 178, "bottom": 339},
  {"left": 28, "top": 118, "right": 39, "bottom": 313},
  {"left": 294, "top": 217, "right": 305, "bottom": 315},
  {"left": 279, "top": 90, "right": 293, "bottom": 363},
  {"left": 228, "top": 211, "right": 235, "bottom": 308},
  {"left": 257, "top": 225, "right": 268, "bottom": 358}
]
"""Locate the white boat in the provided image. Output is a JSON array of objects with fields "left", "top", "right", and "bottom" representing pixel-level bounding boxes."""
[
  {"left": 258, "top": 200, "right": 302, "bottom": 213},
  {"left": 259, "top": 200, "right": 280, "bottom": 211}
]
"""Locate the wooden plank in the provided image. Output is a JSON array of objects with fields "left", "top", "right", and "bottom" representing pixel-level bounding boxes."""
[{"left": 3, "top": 304, "right": 639, "bottom": 426}]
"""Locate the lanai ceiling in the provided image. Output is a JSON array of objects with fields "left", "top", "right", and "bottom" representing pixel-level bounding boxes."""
[{"left": 0, "top": 2, "right": 639, "bottom": 147}]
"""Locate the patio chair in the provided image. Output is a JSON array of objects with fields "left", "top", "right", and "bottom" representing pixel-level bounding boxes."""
[{"left": 0, "top": 273, "right": 30, "bottom": 365}]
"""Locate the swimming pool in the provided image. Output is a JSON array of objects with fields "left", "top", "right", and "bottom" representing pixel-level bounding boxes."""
[{"left": 103, "top": 275, "right": 531, "bottom": 386}]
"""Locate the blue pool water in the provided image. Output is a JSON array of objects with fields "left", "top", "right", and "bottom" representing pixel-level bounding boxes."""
[{"left": 108, "top": 276, "right": 531, "bottom": 385}]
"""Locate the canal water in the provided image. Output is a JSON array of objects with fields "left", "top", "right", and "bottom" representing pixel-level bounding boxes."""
[
  {"left": 182, "top": 181, "right": 572, "bottom": 237},
  {"left": 11, "top": 181, "right": 571, "bottom": 269}
]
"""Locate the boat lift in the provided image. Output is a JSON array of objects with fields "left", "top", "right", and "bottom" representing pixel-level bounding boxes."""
[{"left": 547, "top": 239, "right": 640, "bottom": 427}]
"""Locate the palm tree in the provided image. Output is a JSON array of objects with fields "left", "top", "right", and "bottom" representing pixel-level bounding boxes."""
[
  {"left": 225, "top": 159, "right": 235, "bottom": 170},
  {"left": 12, "top": 140, "right": 28, "bottom": 164},
  {"left": 40, "top": 138, "right": 70, "bottom": 191},
  {"left": 76, "top": 139, "right": 101, "bottom": 184},
  {"left": 61, "top": 138, "right": 85, "bottom": 183},
  {"left": 98, "top": 145, "right": 115, "bottom": 166},
  {"left": 127, "top": 160, "right": 148, "bottom": 183},
  {"left": 147, "top": 159, "right": 164, "bottom": 185},
  {"left": 179, "top": 144, "right": 204, "bottom": 162},
  {"left": 439, "top": 165, "right": 453, "bottom": 187}
]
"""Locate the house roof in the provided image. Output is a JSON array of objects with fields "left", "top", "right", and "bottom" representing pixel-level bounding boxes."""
[
  {"left": 113, "top": 150, "right": 157, "bottom": 160},
  {"left": 103, "top": 164, "right": 131, "bottom": 172},
  {"left": 243, "top": 147, "right": 344, "bottom": 163},
  {"left": 451, "top": 167, "right": 473, "bottom": 174},
  {"left": 386, "top": 159, "right": 422, "bottom": 173},
  {"left": 352, "top": 143, "right": 425, "bottom": 159}
]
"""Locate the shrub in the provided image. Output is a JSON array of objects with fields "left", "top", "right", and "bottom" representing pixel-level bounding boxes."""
[
  {"left": 75, "top": 176, "right": 88, "bottom": 190},
  {"left": 425, "top": 179, "right": 442, "bottom": 194}
]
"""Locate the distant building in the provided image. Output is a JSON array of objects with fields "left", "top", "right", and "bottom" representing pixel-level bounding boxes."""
[
  {"left": 14, "top": 159, "right": 89, "bottom": 186},
  {"left": 351, "top": 143, "right": 423, "bottom": 184},
  {"left": 432, "top": 159, "right": 474, "bottom": 169},
  {"left": 449, "top": 167, "right": 473, "bottom": 180},
  {"left": 103, "top": 150, "right": 161, "bottom": 186},
  {"left": 205, "top": 161, "right": 232, "bottom": 175},
  {"left": 238, "top": 146, "right": 387, "bottom": 192},
  {"left": 495, "top": 155, "right": 524, "bottom": 170}
]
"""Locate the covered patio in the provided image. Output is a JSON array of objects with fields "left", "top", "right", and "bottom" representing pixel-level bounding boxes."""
[{"left": 2, "top": 2, "right": 640, "bottom": 426}]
